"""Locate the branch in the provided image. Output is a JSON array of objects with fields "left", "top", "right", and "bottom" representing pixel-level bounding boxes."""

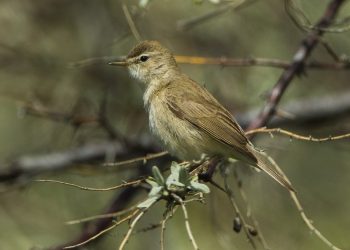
[
  {"left": 246, "top": 127, "right": 350, "bottom": 142},
  {"left": 2, "top": 90, "right": 350, "bottom": 185},
  {"left": 237, "top": 91, "right": 350, "bottom": 128},
  {"left": 0, "top": 141, "right": 126, "bottom": 184},
  {"left": 52, "top": 183, "right": 144, "bottom": 249},
  {"left": 247, "top": 0, "right": 346, "bottom": 131},
  {"left": 177, "top": 0, "right": 254, "bottom": 31},
  {"left": 174, "top": 55, "right": 350, "bottom": 70},
  {"left": 122, "top": 4, "right": 141, "bottom": 41}
]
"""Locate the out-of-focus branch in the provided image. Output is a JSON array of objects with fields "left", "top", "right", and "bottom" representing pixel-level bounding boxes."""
[
  {"left": 247, "top": 0, "right": 346, "bottom": 131},
  {"left": 3, "top": 90, "right": 350, "bottom": 184},
  {"left": 52, "top": 183, "right": 144, "bottom": 250},
  {"left": 0, "top": 142, "right": 125, "bottom": 184},
  {"left": 174, "top": 55, "right": 350, "bottom": 70},
  {"left": 177, "top": 0, "right": 254, "bottom": 31},
  {"left": 69, "top": 55, "right": 350, "bottom": 70},
  {"left": 237, "top": 91, "right": 350, "bottom": 128}
]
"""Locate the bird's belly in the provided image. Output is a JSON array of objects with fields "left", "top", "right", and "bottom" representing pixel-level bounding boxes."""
[{"left": 148, "top": 103, "right": 217, "bottom": 160}]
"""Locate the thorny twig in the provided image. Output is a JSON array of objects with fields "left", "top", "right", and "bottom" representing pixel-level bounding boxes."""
[
  {"left": 246, "top": 127, "right": 350, "bottom": 142},
  {"left": 247, "top": 0, "right": 347, "bottom": 131}
]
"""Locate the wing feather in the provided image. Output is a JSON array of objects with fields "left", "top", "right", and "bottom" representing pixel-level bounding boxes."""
[{"left": 165, "top": 78, "right": 256, "bottom": 163}]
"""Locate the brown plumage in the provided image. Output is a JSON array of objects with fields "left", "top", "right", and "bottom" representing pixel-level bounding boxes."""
[{"left": 109, "top": 40, "right": 295, "bottom": 192}]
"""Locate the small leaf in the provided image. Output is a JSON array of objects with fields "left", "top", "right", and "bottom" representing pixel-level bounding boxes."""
[
  {"left": 152, "top": 166, "right": 165, "bottom": 185},
  {"left": 166, "top": 162, "right": 181, "bottom": 186},
  {"left": 146, "top": 178, "right": 159, "bottom": 188},
  {"left": 190, "top": 181, "right": 210, "bottom": 193},
  {"left": 149, "top": 186, "right": 163, "bottom": 197},
  {"left": 137, "top": 195, "right": 160, "bottom": 209},
  {"left": 179, "top": 167, "right": 190, "bottom": 186},
  {"left": 170, "top": 161, "right": 181, "bottom": 175}
]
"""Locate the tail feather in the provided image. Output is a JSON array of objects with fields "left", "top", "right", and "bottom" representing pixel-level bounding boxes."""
[{"left": 250, "top": 147, "right": 295, "bottom": 192}]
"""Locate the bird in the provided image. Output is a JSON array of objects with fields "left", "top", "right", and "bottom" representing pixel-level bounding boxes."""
[{"left": 109, "top": 40, "right": 294, "bottom": 192}]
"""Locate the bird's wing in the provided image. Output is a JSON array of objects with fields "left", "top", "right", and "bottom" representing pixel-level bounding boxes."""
[{"left": 164, "top": 79, "right": 257, "bottom": 163}]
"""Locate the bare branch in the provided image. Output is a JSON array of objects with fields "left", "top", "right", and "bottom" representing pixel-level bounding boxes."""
[
  {"left": 177, "top": 0, "right": 254, "bottom": 31},
  {"left": 63, "top": 209, "right": 140, "bottom": 249},
  {"left": 246, "top": 127, "right": 350, "bottom": 142},
  {"left": 247, "top": 0, "right": 346, "bottom": 131},
  {"left": 119, "top": 209, "right": 148, "bottom": 250},
  {"left": 66, "top": 206, "right": 138, "bottom": 225},
  {"left": 103, "top": 151, "right": 168, "bottom": 167},
  {"left": 0, "top": 141, "right": 125, "bottom": 184},
  {"left": 172, "top": 194, "right": 200, "bottom": 250},
  {"left": 267, "top": 157, "right": 343, "bottom": 250},
  {"left": 222, "top": 170, "right": 257, "bottom": 249},
  {"left": 34, "top": 179, "right": 143, "bottom": 192},
  {"left": 232, "top": 169, "right": 270, "bottom": 250},
  {"left": 175, "top": 55, "right": 350, "bottom": 70}
]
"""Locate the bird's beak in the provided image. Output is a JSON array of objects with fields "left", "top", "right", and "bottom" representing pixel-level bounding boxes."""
[{"left": 108, "top": 57, "right": 128, "bottom": 66}]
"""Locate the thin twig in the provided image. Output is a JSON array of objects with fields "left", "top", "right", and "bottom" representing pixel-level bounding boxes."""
[
  {"left": 64, "top": 209, "right": 139, "bottom": 249},
  {"left": 233, "top": 169, "right": 270, "bottom": 250},
  {"left": 66, "top": 206, "right": 138, "bottom": 225},
  {"left": 103, "top": 151, "right": 168, "bottom": 167},
  {"left": 267, "top": 157, "right": 342, "bottom": 250},
  {"left": 135, "top": 223, "right": 162, "bottom": 233},
  {"left": 246, "top": 127, "right": 350, "bottom": 142},
  {"left": 34, "top": 179, "right": 142, "bottom": 192},
  {"left": 119, "top": 209, "right": 147, "bottom": 250},
  {"left": 172, "top": 194, "right": 200, "bottom": 250},
  {"left": 160, "top": 214, "right": 170, "bottom": 250},
  {"left": 285, "top": 0, "right": 350, "bottom": 33},
  {"left": 222, "top": 171, "right": 257, "bottom": 249},
  {"left": 247, "top": 0, "right": 346, "bottom": 131},
  {"left": 177, "top": 0, "right": 253, "bottom": 31},
  {"left": 122, "top": 4, "right": 141, "bottom": 41}
]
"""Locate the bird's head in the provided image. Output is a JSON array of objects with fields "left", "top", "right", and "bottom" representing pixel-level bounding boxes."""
[{"left": 109, "top": 40, "right": 178, "bottom": 84}]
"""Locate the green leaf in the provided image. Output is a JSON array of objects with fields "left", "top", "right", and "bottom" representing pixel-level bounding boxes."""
[
  {"left": 190, "top": 181, "right": 210, "bottom": 194},
  {"left": 179, "top": 167, "right": 190, "bottom": 186},
  {"left": 166, "top": 162, "right": 181, "bottom": 186},
  {"left": 152, "top": 166, "right": 165, "bottom": 185},
  {"left": 149, "top": 186, "right": 163, "bottom": 197},
  {"left": 146, "top": 178, "right": 159, "bottom": 188},
  {"left": 137, "top": 195, "right": 160, "bottom": 209}
]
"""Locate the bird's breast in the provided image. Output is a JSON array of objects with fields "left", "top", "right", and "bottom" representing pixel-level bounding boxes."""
[{"left": 147, "top": 96, "right": 208, "bottom": 160}]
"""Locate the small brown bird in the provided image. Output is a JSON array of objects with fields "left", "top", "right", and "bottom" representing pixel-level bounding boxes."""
[{"left": 109, "top": 40, "right": 294, "bottom": 191}]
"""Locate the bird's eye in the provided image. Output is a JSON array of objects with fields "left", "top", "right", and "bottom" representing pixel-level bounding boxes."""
[{"left": 140, "top": 55, "right": 149, "bottom": 62}]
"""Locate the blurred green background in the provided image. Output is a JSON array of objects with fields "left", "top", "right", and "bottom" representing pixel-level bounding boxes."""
[{"left": 0, "top": 0, "right": 349, "bottom": 249}]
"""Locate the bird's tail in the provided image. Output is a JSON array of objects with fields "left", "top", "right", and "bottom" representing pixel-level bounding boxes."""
[{"left": 249, "top": 146, "right": 295, "bottom": 192}]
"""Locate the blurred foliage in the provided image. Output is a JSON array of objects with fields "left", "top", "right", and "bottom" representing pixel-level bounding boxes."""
[{"left": 0, "top": 0, "right": 349, "bottom": 250}]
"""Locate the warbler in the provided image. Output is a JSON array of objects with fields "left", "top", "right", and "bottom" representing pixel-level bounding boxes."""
[{"left": 109, "top": 40, "right": 294, "bottom": 191}]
